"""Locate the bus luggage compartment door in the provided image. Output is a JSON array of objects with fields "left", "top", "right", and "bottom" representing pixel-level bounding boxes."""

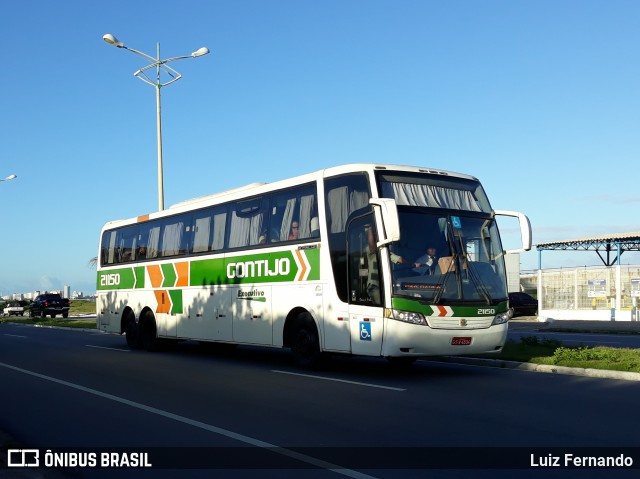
[{"left": 232, "top": 286, "right": 273, "bottom": 345}]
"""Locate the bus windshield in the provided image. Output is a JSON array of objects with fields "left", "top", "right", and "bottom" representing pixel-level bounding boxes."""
[{"left": 389, "top": 209, "right": 507, "bottom": 305}]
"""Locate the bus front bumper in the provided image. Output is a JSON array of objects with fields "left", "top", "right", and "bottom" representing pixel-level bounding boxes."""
[{"left": 381, "top": 318, "right": 508, "bottom": 357}]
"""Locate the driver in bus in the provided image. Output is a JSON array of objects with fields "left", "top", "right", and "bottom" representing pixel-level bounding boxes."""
[{"left": 413, "top": 246, "right": 438, "bottom": 275}]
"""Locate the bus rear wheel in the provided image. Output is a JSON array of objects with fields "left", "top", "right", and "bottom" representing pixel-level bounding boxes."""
[
  {"left": 124, "top": 311, "right": 143, "bottom": 349},
  {"left": 291, "top": 313, "right": 322, "bottom": 370},
  {"left": 140, "top": 311, "right": 161, "bottom": 352}
]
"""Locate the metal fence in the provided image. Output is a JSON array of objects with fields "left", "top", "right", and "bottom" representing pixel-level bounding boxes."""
[{"left": 522, "top": 265, "right": 640, "bottom": 317}]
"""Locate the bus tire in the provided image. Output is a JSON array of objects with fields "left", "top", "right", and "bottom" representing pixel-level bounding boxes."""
[
  {"left": 291, "top": 313, "right": 322, "bottom": 370},
  {"left": 124, "top": 311, "right": 143, "bottom": 349},
  {"left": 140, "top": 311, "right": 161, "bottom": 352}
]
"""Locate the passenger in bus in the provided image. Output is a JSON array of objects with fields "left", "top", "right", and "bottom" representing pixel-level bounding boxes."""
[
  {"left": 288, "top": 221, "right": 299, "bottom": 240},
  {"left": 413, "top": 246, "right": 438, "bottom": 275}
]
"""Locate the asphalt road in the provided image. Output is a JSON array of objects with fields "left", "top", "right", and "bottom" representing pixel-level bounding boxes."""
[{"left": 1, "top": 323, "right": 639, "bottom": 479}]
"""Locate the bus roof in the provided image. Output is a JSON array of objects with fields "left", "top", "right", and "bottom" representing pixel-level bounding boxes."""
[{"left": 101, "top": 163, "right": 479, "bottom": 230}]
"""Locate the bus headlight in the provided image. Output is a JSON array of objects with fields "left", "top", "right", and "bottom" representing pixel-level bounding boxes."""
[
  {"left": 491, "top": 309, "right": 513, "bottom": 325},
  {"left": 386, "top": 308, "right": 427, "bottom": 325}
]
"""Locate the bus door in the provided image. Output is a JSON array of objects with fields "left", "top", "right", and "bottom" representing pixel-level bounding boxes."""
[{"left": 347, "top": 214, "right": 384, "bottom": 356}]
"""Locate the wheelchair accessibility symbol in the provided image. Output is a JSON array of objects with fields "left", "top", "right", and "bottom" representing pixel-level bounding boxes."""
[{"left": 359, "top": 322, "right": 372, "bottom": 341}]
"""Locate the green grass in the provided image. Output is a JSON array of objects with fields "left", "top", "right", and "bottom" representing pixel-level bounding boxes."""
[
  {"left": 480, "top": 335, "right": 640, "bottom": 373},
  {"left": 69, "top": 299, "right": 97, "bottom": 315}
]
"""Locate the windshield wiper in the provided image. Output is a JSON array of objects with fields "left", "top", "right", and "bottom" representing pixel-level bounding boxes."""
[
  {"left": 453, "top": 224, "right": 492, "bottom": 305},
  {"left": 431, "top": 258, "right": 452, "bottom": 304},
  {"left": 431, "top": 220, "right": 458, "bottom": 305},
  {"left": 431, "top": 216, "right": 492, "bottom": 305}
]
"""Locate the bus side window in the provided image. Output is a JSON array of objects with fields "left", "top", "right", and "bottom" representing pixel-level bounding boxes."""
[
  {"left": 269, "top": 184, "right": 318, "bottom": 243},
  {"left": 228, "top": 197, "right": 266, "bottom": 248},
  {"left": 192, "top": 212, "right": 213, "bottom": 253},
  {"left": 115, "top": 225, "right": 138, "bottom": 263},
  {"left": 135, "top": 231, "right": 148, "bottom": 260},
  {"left": 324, "top": 173, "right": 371, "bottom": 304},
  {"left": 161, "top": 215, "right": 190, "bottom": 257},
  {"left": 101, "top": 231, "right": 117, "bottom": 266},
  {"left": 147, "top": 225, "right": 160, "bottom": 259},
  {"left": 211, "top": 209, "right": 227, "bottom": 251}
]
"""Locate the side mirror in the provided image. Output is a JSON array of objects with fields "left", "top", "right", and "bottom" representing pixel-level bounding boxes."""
[
  {"left": 369, "top": 198, "right": 400, "bottom": 247},
  {"left": 494, "top": 210, "right": 532, "bottom": 253}
]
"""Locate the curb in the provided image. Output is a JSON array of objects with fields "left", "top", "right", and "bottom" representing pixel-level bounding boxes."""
[{"left": 432, "top": 356, "right": 640, "bottom": 382}]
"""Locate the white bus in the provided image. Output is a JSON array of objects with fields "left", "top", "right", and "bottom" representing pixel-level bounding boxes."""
[{"left": 97, "top": 163, "right": 531, "bottom": 367}]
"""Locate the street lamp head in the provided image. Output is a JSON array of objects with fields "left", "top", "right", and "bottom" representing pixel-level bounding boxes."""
[
  {"left": 103, "top": 33, "right": 124, "bottom": 48},
  {"left": 2, "top": 174, "right": 17, "bottom": 181},
  {"left": 191, "top": 47, "right": 210, "bottom": 57}
]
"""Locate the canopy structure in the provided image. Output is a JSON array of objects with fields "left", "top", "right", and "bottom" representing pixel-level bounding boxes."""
[{"left": 536, "top": 232, "right": 640, "bottom": 267}]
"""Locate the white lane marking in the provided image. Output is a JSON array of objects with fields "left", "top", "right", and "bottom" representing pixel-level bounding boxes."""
[
  {"left": 0, "top": 361, "right": 377, "bottom": 479},
  {"left": 85, "top": 345, "right": 130, "bottom": 352},
  {"left": 3, "top": 334, "right": 27, "bottom": 339},
  {"left": 272, "top": 370, "right": 406, "bottom": 392}
]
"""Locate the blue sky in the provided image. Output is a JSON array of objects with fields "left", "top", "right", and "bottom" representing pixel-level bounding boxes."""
[{"left": 1, "top": 0, "right": 639, "bottom": 295}]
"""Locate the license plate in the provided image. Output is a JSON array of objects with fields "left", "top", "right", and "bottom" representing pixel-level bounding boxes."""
[{"left": 451, "top": 337, "right": 472, "bottom": 346}]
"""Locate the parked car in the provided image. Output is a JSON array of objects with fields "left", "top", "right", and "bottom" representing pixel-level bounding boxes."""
[
  {"left": 3, "top": 301, "right": 28, "bottom": 316},
  {"left": 29, "top": 294, "right": 71, "bottom": 319},
  {"left": 508, "top": 292, "right": 538, "bottom": 317}
]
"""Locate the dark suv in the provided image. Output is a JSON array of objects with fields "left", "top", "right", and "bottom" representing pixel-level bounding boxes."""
[
  {"left": 508, "top": 292, "right": 538, "bottom": 317},
  {"left": 29, "top": 294, "right": 71, "bottom": 319}
]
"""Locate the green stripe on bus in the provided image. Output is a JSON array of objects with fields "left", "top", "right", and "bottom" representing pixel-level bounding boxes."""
[
  {"left": 303, "top": 248, "right": 320, "bottom": 281},
  {"left": 134, "top": 267, "right": 145, "bottom": 289},
  {"left": 169, "top": 289, "right": 183, "bottom": 315},
  {"left": 97, "top": 268, "right": 137, "bottom": 290},
  {"left": 161, "top": 263, "right": 177, "bottom": 287},
  {"left": 97, "top": 247, "right": 321, "bottom": 290},
  {"left": 190, "top": 249, "right": 320, "bottom": 286},
  {"left": 391, "top": 297, "right": 508, "bottom": 317}
]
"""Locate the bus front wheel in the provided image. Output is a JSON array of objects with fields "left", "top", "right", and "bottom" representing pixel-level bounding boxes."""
[{"left": 291, "top": 313, "right": 322, "bottom": 370}]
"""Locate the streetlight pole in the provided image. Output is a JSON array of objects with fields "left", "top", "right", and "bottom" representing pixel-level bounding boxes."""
[
  {"left": 103, "top": 34, "right": 210, "bottom": 211},
  {"left": 1, "top": 174, "right": 17, "bottom": 183}
]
